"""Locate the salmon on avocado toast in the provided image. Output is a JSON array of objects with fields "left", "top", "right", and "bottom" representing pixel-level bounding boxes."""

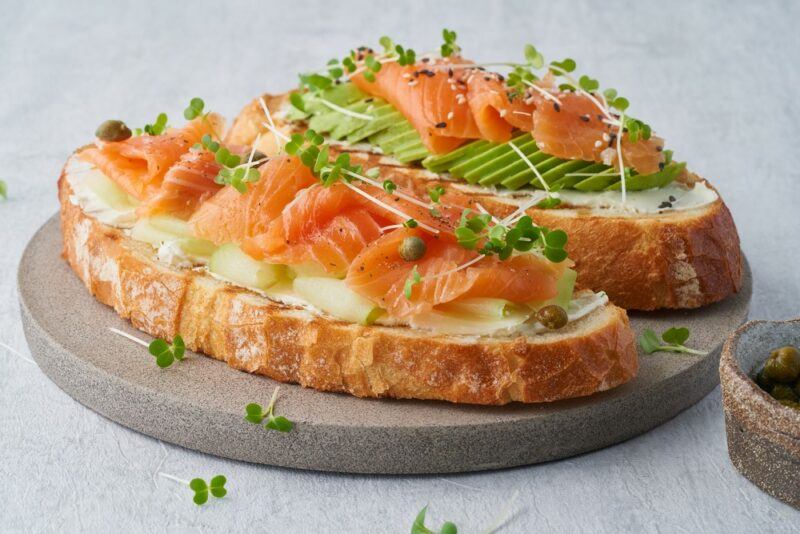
[
  {"left": 59, "top": 77, "right": 639, "bottom": 404},
  {"left": 228, "top": 30, "right": 742, "bottom": 311}
]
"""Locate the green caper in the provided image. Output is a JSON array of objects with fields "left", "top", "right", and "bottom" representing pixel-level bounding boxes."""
[
  {"left": 770, "top": 384, "right": 799, "bottom": 402},
  {"left": 763, "top": 345, "right": 800, "bottom": 383},
  {"left": 95, "top": 120, "right": 132, "bottom": 142},
  {"left": 755, "top": 369, "right": 774, "bottom": 391},
  {"left": 536, "top": 304, "right": 568, "bottom": 330},
  {"left": 399, "top": 236, "right": 426, "bottom": 261}
]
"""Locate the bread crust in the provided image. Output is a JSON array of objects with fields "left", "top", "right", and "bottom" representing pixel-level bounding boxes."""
[
  {"left": 229, "top": 93, "right": 743, "bottom": 311},
  {"left": 58, "top": 170, "right": 638, "bottom": 405}
]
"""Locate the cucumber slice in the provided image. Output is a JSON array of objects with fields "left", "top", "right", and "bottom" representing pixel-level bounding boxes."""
[
  {"left": 289, "top": 262, "right": 342, "bottom": 279},
  {"left": 131, "top": 217, "right": 217, "bottom": 258},
  {"left": 82, "top": 171, "right": 139, "bottom": 210},
  {"left": 437, "top": 298, "right": 523, "bottom": 319},
  {"left": 293, "top": 277, "right": 383, "bottom": 325},
  {"left": 209, "top": 244, "right": 285, "bottom": 291},
  {"left": 530, "top": 268, "right": 577, "bottom": 310},
  {"left": 409, "top": 305, "right": 531, "bottom": 335}
]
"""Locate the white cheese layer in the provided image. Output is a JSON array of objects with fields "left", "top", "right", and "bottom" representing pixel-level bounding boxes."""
[
  {"left": 65, "top": 156, "right": 138, "bottom": 228},
  {"left": 452, "top": 181, "right": 718, "bottom": 215}
]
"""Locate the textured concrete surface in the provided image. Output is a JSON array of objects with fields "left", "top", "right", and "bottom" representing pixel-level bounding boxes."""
[
  {"left": 1, "top": 0, "right": 799, "bottom": 531},
  {"left": 18, "top": 217, "right": 752, "bottom": 474}
]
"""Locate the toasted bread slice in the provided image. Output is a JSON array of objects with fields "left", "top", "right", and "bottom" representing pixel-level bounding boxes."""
[
  {"left": 227, "top": 93, "right": 743, "bottom": 311},
  {"left": 58, "top": 167, "right": 638, "bottom": 405}
]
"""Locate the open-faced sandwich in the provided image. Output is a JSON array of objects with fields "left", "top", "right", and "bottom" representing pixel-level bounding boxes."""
[
  {"left": 228, "top": 32, "right": 742, "bottom": 311},
  {"left": 59, "top": 93, "right": 637, "bottom": 405}
]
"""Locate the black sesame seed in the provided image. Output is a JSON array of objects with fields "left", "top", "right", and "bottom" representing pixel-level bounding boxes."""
[
  {"left": 435, "top": 122, "right": 447, "bottom": 128},
  {"left": 413, "top": 71, "right": 420, "bottom": 78},
  {"left": 497, "top": 74, "right": 505, "bottom": 82},
  {"left": 364, "top": 98, "right": 373, "bottom": 103},
  {"left": 421, "top": 69, "right": 435, "bottom": 77},
  {"left": 656, "top": 146, "right": 663, "bottom": 152},
  {"left": 422, "top": 57, "right": 430, "bottom": 63},
  {"left": 580, "top": 114, "right": 590, "bottom": 122},
  {"left": 659, "top": 162, "right": 665, "bottom": 170},
  {"left": 668, "top": 195, "right": 676, "bottom": 202},
  {"left": 658, "top": 201, "right": 672, "bottom": 209},
  {"left": 448, "top": 68, "right": 454, "bottom": 78},
  {"left": 484, "top": 76, "right": 490, "bottom": 81},
  {"left": 553, "top": 102, "right": 561, "bottom": 112}
]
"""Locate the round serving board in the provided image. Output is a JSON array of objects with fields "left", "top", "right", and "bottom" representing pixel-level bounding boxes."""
[{"left": 20, "top": 216, "right": 751, "bottom": 474}]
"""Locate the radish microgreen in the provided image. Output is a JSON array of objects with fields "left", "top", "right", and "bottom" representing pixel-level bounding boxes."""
[
  {"left": 244, "top": 387, "right": 294, "bottom": 432},
  {"left": 148, "top": 335, "right": 185, "bottom": 368},
  {"left": 197, "top": 133, "right": 261, "bottom": 193},
  {"left": 403, "top": 265, "right": 422, "bottom": 299},
  {"left": 639, "top": 327, "right": 707, "bottom": 355},
  {"left": 382, "top": 179, "right": 397, "bottom": 194},
  {"left": 183, "top": 97, "right": 205, "bottom": 120},
  {"left": 0, "top": 179, "right": 7, "bottom": 200},
  {"left": 428, "top": 185, "right": 446, "bottom": 204},
  {"left": 189, "top": 476, "right": 227, "bottom": 505},
  {"left": 440, "top": 28, "right": 460, "bottom": 58},
  {"left": 456, "top": 210, "right": 568, "bottom": 262},
  {"left": 412, "top": 506, "right": 458, "bottom": 534},
  {"left": 134, "top": 112, "right": 168, "bottom": 136}
]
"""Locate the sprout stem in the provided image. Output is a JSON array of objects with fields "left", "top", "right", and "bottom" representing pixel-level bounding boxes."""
[
  {"left": 108, "top": 327, "right": 149, "bottom": 348},
  {"left": 158, "top": 472, "right": 190, "bottom": 486}
]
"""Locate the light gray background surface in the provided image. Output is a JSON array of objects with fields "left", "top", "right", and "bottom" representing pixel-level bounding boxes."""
[{"left": 1, "top": 0, "right": 798, "bottom": 532}]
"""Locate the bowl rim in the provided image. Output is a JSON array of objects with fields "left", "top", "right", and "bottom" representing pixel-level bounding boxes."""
[{"left": 720, "top": 318, "right": 800, "bottom": 430}]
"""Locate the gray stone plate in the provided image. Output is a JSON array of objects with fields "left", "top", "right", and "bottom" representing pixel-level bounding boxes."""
[{"left": 19, "top": 216, "right": 752, "bottom": 474}]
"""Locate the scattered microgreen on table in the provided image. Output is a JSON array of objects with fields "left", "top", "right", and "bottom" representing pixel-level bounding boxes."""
[
  {"left": 148, "top": 335, "right": 185, "bottom": 368},
  {"left": 244, "top": 386, "right": 294, "bottom": 432},
  {"left": 0, "top": 179, "right": 7, "bottom": 200},
  {"left": 639, "top": 327, "right": 707, "bottom": 355},
  {"left": 411, "top": 506, "right": 458, "bottom": 534},
  {"left": 159, "top": 473, "right": 227, "bottom": 506}
]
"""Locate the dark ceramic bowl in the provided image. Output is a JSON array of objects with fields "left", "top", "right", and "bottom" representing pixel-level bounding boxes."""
[{"left": 720, "top": 319, "right": 800, "bottom": 508}]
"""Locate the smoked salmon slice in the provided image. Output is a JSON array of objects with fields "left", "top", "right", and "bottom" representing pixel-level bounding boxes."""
[
  {"left": 241, "top": 183, "right": 389, "bottom": 274},
  {"left": 532, "top": 93, "right": 663, "bottom": 174},
  {"left": 137, "top": 149, "right": 222, "bottom": 219},
  {"left": 467, "top": 75, "right": 535, "bottom": 142},
  {"left": 189, "top": 156, "right": 317, "bottom": 245},
  {"left": 346, "top": 228, "right": 567, "bottom": 318},
  {"left": 351, "top": 61, "right": 481, "bottom": 154},
  {"left": 80, "top": 114, "right": 225, "bottom": 200}
]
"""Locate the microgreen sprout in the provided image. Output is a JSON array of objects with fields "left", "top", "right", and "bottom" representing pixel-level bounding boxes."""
[
  {"left": 159, "top": 473, "right": 227, "bottom": 506},
  {"left": 135, "top": 112, "right": 168, "bottom": 136},
  {"left": 382, "top": 179, "right": 397, "bottom": 193},
  {"left": 440, "top": 28, "right": 460, "bottom": 58},
  {"left": 411, "top": 506, "right": 458, "bottom": 534},
  {"left": 0, "top": 179, "right": 7, "bottom": 200},
  {"left": 197, "top": 134, "right": 261, "bottom": 193},
  {"left": 428, "top": 185, "right": 446, "bottom": 204},
  {"left": 394, "top": 44, "right": 417, "bottom": 66},
  {"left": 183, "top": 97, "right": 205, "bottom": 120},
  {"left": 148, "top": 335, "right": 185, "bottom": 368},
  {"left": 456, "top": 210, "right": 568, "bottom": 262},
  {"left": 285, "top": 129, "right": 362, "bottom": 186},
  {"left": 244, "top": 387, "right": 294, "bottom": 432},
  {"left": 403, "top": 265, "right": 422, "bottom": 299},
  {"left": 639, "top": 327, "right": 707, "bottom": 355},
  {"left": 403, "top": 219, "right": 418, "bottom": 228}
]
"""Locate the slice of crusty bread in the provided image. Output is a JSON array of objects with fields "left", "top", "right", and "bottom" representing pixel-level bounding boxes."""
[
  {"left": 58, "top": 169, "right": 638, "bottom": 405},
  {"left": 227, "top": 93, "right": 743, "bottom": 311}
]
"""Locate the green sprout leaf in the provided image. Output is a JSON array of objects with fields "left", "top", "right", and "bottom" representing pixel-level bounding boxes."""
[
  {"left": 411, "top": 506, "right": 458, "bottom": 534},
  {"left": 289, "top": 92, "right": 306, "bottom": 112},
  {"left": 143, "top": 112, "right": 168, "bottom": 136},
  {"left": 183, "top": 97, "right": 205, "bottom": 120},
  {"left": 639, "top": 327, "right": 706, "bottom": 355},
  {"left": 189, "top": 476, "right": 227, "bottom": 506},
  {"left": 245, "top": 388, "right": 294, "bottom": 433},
  {"left": 428, "top": 185, "right": 445, "bottom": 203},
  {"left": 523, "top": 44, "right": 544, "bottom": 69},
  {"left": 578, "top": 75, "right": 599, "bottom": 92},
  {"left": 403, "top": 218, "right": 418, "bottom": 228},
  {"left": 383, "top": 180, "right": 397, "bottom": 194},
  {"left": 0, "top": 179, "right": 7, "bottom": 200},
  {"left": 404, "top": 265, "right": 421, "bottom": 300},
  {"left": 440, "top": 28, "right": 459, "bottom": 57},
  {"left": 148, "top": 335, "right": 185, "bottom": 368},
  {"left": 550, "top": 58, "right": 576, "bottom": 73}
]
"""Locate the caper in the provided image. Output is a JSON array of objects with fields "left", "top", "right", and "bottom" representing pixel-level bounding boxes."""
[
  {"left": 771, "top": 384, "right": 799, "bottom": 402},
  {"left": 755, "top": 369, "right": 774, "bottom": 391},
  {"left": 95, "top": 120, "right": 132, "bottom": 142},
  {"left": 399, "top": 236, "right": 426, "bottom": 261},
  {"left": 536, "top": 304, "right": 568, "bottom": 330},
  {"left": 763, "top": 345, "right": 800, "bottom": 383}
]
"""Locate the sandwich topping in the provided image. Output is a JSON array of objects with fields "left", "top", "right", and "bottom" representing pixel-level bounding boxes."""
[
  {"left": 284, "top": 30, "right": 710, "bottom": 208},
  {"left": 67, "top": 100, "right": 610, "bottom": 335}
]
